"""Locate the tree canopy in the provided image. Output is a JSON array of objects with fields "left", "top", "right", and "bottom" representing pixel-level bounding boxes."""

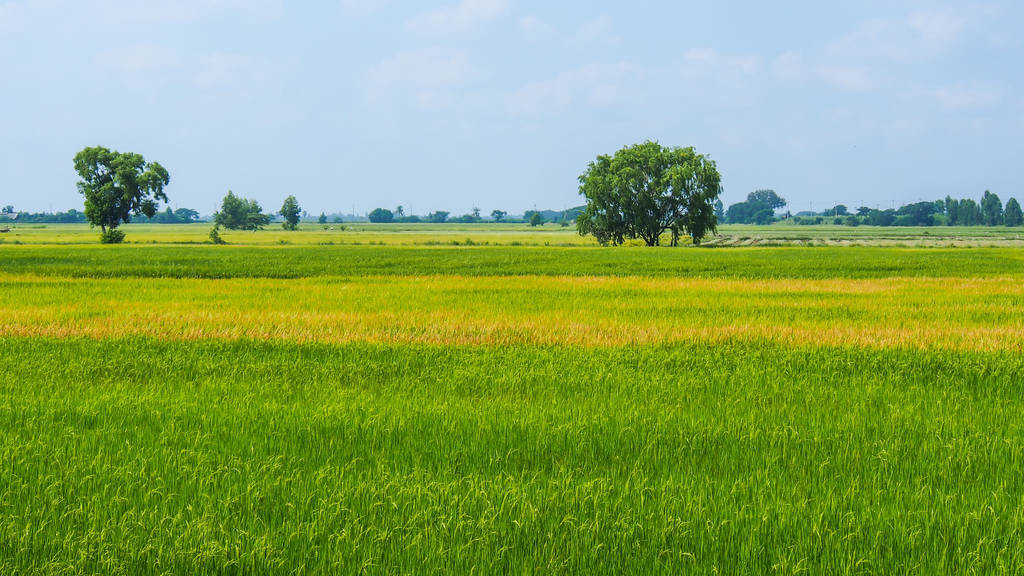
[
  {"left": 981, "top": 190, "right": 1003, "bottom": 226},
  {"left": 1004, "top": 198, "right": 1023, "bottom": 227},
  {"left": 214, "top": 191, "right": 270, "bottom": 231},
  {"left": 368, "top": 208, "right": 394, "bottom": 223},
  {"left": 73, "top": 146, "right": 170, "bottom": 243},
  {"left": 279, "top": 196, "right": 301, "bottom": 230},
  {"left": 724, "top": 190, "right": 786, "bottom": 224},
  {"left": 576, "top": 142, "right": 722, "bottom": 246}
]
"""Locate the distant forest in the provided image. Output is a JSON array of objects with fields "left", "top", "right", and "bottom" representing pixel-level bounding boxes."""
[
  {"left": 4, "top": 192, "right": 1021, "bottom": 227},
  {"left": 719, "top": 190, "right": 1023, "bottom": 227}
]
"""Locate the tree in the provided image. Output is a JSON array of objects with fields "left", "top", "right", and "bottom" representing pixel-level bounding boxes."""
[
  {"left": 279, "top": 195, "right": 301, "bottom": 230},
  {"left": 576, "top": 142, "right": 721, "bottom": 246},
  {"left": 725, "top": 189, "right": 785, "bottom": 225},
  {"left": 395, "top": 206, "right": 405, "bottom": 218},
  {"left": 944, "top": 196, "right": 958, "bottom": 226},
  {"left": 867, "top": 209, "right": 897, "bottom": 227},
  {"left": 981, "top": 190, "right": 1003, "bottom": 226},
  {"left": 529, "top": 211, "right": 544, "bottom": 227},
  {"left": 958, "top": 199, "right": 982, "bottom": 226},
  {"left": 471, "top": 206, "right": 481, "bottom": 220},
  {"left": 215, "top": 191, "right": 270, "bottom": 231},
  {"left": 73, "top": 146, "right": 170, "bottom": 243},
  {"left": 713, "top": 199, "right": 724, "bottom": 222},
  {"left": 318, "top": 212, "right": 328, "bottom": 224},
  {"left": 1004, "top": 198, "right": 1023, "bottom": 227},
  {"left": 2, "top": 205, "right": 13, "bottom": 214},
  {"left": 491, "top": 209, "right": 507, "bottom": 222},
  {"left": 428, "top": 211, "right": 449, "bottom": 223},
  {"left": 175, "top": 208, "right": 200, "bottom": 222},
  {"left": 368, "top": 208, "right": 394, "bottom": 223}
]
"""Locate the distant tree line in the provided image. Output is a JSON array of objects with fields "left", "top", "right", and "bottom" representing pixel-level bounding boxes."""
[
  {"left": 135, "top": 207, "right": 201, "bottom": 224},
  {"left": 2, "top": 208, "right": 89, "bottom": 223},
  {"left": 722, "top": 189, "right": 1023, "bottom": 227},
  {"left": 363, "top": 206, "right": 583, "bottom": 225}
]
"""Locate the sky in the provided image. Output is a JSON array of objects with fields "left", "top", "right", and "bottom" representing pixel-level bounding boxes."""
[{"left": 0, "top": 0, "right": 1021, "bottom": 215}]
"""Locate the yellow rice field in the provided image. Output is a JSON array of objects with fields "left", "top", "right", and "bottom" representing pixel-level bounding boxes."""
[{"left": 2, "top": 274, "right": 1022, "bottom": 350}]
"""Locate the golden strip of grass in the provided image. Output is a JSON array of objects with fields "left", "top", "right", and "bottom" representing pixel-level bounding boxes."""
[{"left": 1, "top": 274, "right": 1022, "bottom": 350}]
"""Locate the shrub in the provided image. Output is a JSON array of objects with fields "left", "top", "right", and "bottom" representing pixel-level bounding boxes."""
[{"left": 100, "top": 229, "right": 126, "bottom": 244}]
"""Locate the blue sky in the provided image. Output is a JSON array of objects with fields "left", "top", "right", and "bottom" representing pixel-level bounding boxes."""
[{"left": 0, "top": 0, "right": 1020, "bottom": 215}]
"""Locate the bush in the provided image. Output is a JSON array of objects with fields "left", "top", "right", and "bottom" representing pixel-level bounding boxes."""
[
  {"left": 209, "top": 224, "right": 226, "bottom": 245},
  {"left": 100, "top": 229, "right": 126, "bottom": 244}
]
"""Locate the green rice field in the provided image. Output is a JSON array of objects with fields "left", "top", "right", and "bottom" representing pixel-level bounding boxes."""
[{"left": 2, "top": 224, "right": 1024, "bottom": 574}]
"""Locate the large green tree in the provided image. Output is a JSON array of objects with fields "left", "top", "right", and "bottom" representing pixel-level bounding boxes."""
[
  {"left": 1004, "top": 198, "right": 1023, "bottom": 227},
  {"left": 576, "top": 142, "right": 722, "bottom": 246},
  {"left": 73, "top": 146, "right": 170, "bottom": 243},
  {"left": 215, "top": 191, "right": 270, "bottom": 231},
  {"left": 279, "top": 195, "right": 301, "bottom": 230}
]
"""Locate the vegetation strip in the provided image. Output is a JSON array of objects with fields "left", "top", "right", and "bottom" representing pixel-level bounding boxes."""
[
  {"left": 1, "top": 274, "right": 1022, "bottom": 350},
  {"left": 2, "top": 244, "right": 1024, "bottom": 279}
]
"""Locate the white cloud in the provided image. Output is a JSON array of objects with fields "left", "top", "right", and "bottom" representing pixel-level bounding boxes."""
[
  {"left": 193, "top": 53, "right": 269, "bottom": 97},
  {"left": 367, "top": 48, "right": 470, "bottom": 108},
  {"left": 100, "top": 0, "right": 282, "bottom": 23},
  {"left": 94, "top": 45, "right": 276, "bottom": 104},
  {"left": 405, "top": 0, "right": 505, "bottom": 36},
  {"left": 0, "top": 1, "right": 25, "bottom": 31},
  {"left": 569, "top": 14, "right": 620, "bottom": 49},
  {"left": 341, "top": 0, "right": 389, "bottom": 17},
  {"left": 506, "top": 61, "right": 636, "bottom": 117},
  {"left": 771, "top": 51, "right": 805, "bottom": 82},
  {"left": 96, "top": 44, "right": 182, "bottom": 77},
  {"left": 828, "top": 8, "right": 967, "bottom": 63},
  {"left": 683, "top": 48, "right": 761, "bottom": 76},
  {"left": 819, "top": 66, "right": 874, "bottom": 93},
  {"left": 518, "top": 14, "right": 552, "bottom": 41},
  {"left": 930, "top": 86, "right": 1002, "bottom": 110},
  {"left": 908, "top": 9, "right": 967, "bottom": 49}
]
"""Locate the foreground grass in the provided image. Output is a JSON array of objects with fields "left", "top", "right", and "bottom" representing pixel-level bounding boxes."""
[
  {"left": 3, "top": 241, "right": 1024, "bottom": 574},
  {"left": 2, "top": 339, "right": 1024, "bottom": 574}
]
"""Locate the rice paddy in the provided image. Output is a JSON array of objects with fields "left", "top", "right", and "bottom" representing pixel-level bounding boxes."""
[{"left": 2, "top": 225, "right": 1024, "bottom": 574}]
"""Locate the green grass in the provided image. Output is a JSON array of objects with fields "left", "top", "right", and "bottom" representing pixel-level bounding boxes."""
[
  {"left": 2, "top": 244, "right": 1024, "bottom": 279},
  {"left": 3, "top": 339, "right": 1024, "bottom": 574},
  {"left": 3, "top": 234, "right": 1024, "bottom": 574}
]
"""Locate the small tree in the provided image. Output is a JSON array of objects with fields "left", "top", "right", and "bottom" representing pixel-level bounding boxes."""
[
  {"left": 279, "top": 195, "right": 301, "bottom": 230},
  {"left": 215, "top": 191, "right": 270, "bottom": 231},
  {"left": 1004, "top": 198, "right": 1023, "bottom": 227},
  {"left": 428, "top": 211, "right": 449, "bottom": 223},
  {"left": 529, "top": 212, "right": 544, "bottom": 227},
  {"left": 395, "top": 206, "right": 405, "bottom": 218},
  {"left": 318, "top": 212, "right": 327, "bottom": 224},
  {"left": 491, "top": 209, "right": 506, "bottom": 222},
  {"left": 73, "top": 146, "right": 170, "bottom": 243},
  {"left": 368, "top": 208, "right": 394, "bottom": 223}
]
